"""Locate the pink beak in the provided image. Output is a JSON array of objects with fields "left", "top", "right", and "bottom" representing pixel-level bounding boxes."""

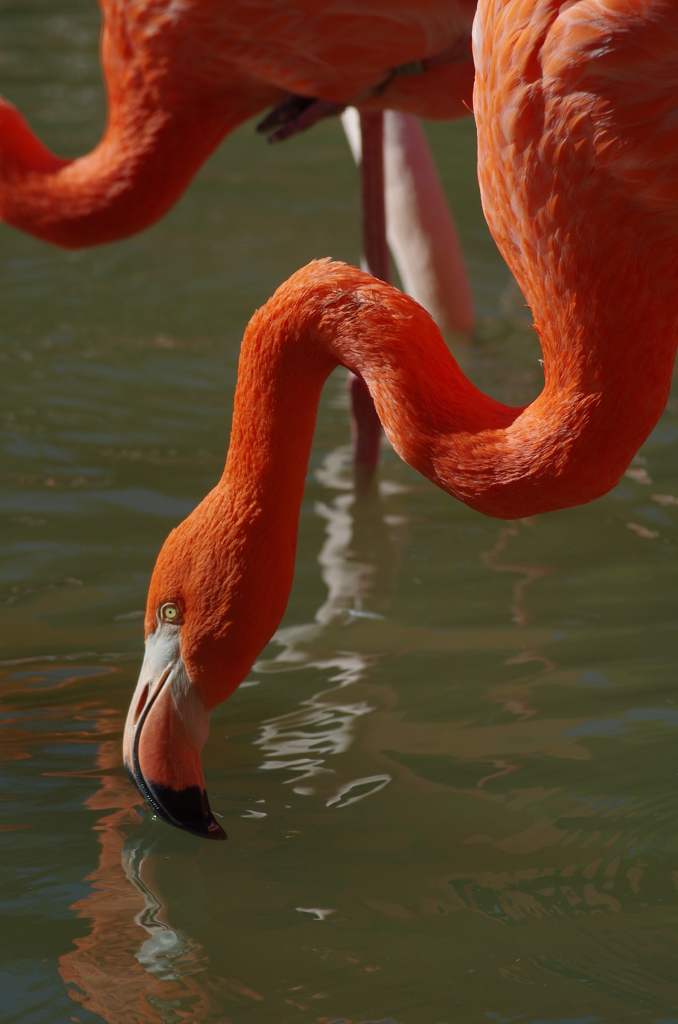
[{"left": 123, "top": 623, "right": 226, "bottom": 840}]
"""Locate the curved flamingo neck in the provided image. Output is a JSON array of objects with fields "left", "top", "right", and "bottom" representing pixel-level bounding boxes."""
[
  {"left": 0, "top": 0, "right": 282, "bottom": 249},
  {"left": 232, "top": 261, "right": 674, "bottom": 521},
  {"left": 148, "top": 251, "right": 677, "bottom": 708},
  {"left": 218, "top": 263, "right": 514, "bottom": 602},
  {"left": 0, "top": 88, "right": 271, "bottom": 248}
]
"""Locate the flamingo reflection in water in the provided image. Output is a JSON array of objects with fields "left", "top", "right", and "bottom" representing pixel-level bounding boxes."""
[
  {"left": 46, "top": 440, "right": 678, "bottom": 1019},
  {"left": 253, "top": 439, "right": 561, "bottom": 808},
  {"left": 255, "top": 446, "right": 678, "bottom": 943},
  {"left": 59, "top": 737, "right": 217, "bottom": 1022},
  {"left": 56, "top": 444, "right": 418, "bottom": 1022},
  {"left": 50, "top": 442, "right": 554, "bottom": 1021},
  {"left": 0, "top": 662, "right": 213, "bottom": 1021}
]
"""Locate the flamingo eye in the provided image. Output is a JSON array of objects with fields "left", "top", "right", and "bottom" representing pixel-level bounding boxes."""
[{"left": 160, "top": 602, "right": 181, "bottom": 624}]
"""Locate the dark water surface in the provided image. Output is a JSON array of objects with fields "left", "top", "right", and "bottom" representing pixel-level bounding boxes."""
[{"left": 2, "top": 4, "right": 678, "bottom": 1023}]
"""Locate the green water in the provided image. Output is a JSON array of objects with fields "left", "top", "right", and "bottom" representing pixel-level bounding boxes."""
[{"left": 2, "top": 4, "right": 678, "bottom": 1022}]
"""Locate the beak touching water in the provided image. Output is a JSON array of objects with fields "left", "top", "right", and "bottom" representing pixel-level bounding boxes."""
[{"left": 123, "top": 619, "right": 226, "bottom": 840}]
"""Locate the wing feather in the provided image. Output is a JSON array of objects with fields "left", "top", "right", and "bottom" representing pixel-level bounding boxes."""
[{"left": 543, "top": 0, "right": 678, "bottom": 219}]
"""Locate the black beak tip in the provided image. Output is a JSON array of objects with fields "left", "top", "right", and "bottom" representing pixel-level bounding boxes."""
[
  {"left": 173, "top": 811, "right": 227, "bottom": 841},
  {"left": 126, "top": 763, "right": 227, "bottom": 841},
  {"left": 204, "top": 816, "right": 227, "bottom": 841},
  {"left": 147, "top": 783, "right": 228, "bottom": 841}
]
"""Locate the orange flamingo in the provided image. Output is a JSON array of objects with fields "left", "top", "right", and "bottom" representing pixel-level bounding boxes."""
[
  {"left": 123, "top": 0, "right": 678, "bottom": 837},
  {"left": 0, "top": 0, "right": 475, "bottom": 249},
  {"left": 0, "top": 1, "right": 476, "bottom": 477}
]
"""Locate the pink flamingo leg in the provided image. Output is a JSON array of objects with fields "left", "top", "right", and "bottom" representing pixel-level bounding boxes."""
[
  {"left": 384, "top": 111, "right": 474, "bottom": 335},
  {"left": 348, "top": 111, "right": 388, "bottom": 483},
  {"left": 343, "top": 108, "right": 475, "bottom": 335}
]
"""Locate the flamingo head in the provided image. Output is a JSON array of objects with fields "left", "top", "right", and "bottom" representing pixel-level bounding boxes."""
[
  {"left": 123, "top": 598, "right": 227, "bottom": 841},
  {"left": 122, "top": 482, "right": 295, "bottom": 841},
  {"left": 123, "top": 503, "right": 234, "bottom": 841}
]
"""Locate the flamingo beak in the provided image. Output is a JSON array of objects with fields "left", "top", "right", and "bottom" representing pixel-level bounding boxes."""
[{"left": 123, "top": 623, "right": 226, "bottom": 840}]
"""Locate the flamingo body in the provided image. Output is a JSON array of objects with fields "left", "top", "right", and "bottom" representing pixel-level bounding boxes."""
[
  {"left": 121, "top": 0, "right": 678, "bottom": 837},
  {"left": 473, "top": 0, "right": 678, "bottom": 506},
  {"left": 0, "top": 0, "right": 475, "bottom": 248}
]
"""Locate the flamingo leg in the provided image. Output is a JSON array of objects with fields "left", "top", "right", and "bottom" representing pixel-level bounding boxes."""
[
  {"left": 359, "top": 112, "right": 390, "bottom": 284},
  {"left": 343, "top": 108, "right": 475, "bottom": 334},
  {"left": 383, "top": 112, "right": 474, "bottom": 335},
  {"left": 348, "top": 111, "right": 388, "bottom": 486}
]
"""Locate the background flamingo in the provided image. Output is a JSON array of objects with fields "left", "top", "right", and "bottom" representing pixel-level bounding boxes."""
[
  {"left": 0, "top": 0, "right": 476, "bottom": 249},
  {"left": 0, "top": 0, "right": 477, "bottom": 475}
]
